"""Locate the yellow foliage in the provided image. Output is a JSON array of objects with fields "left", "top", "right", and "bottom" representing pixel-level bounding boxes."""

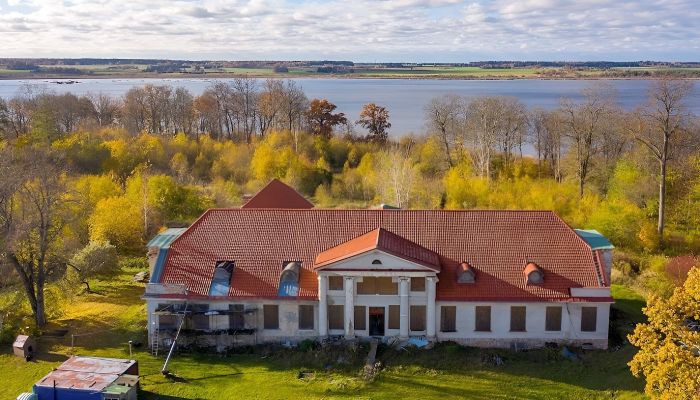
[
  {"left": 628, "top": 267, "right": 700, "bottom": 399},
  {"left": 89, "top": 196, "right": 144, "bottom": 253}
]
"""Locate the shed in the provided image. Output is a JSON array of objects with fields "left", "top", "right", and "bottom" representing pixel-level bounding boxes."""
[
  {"left": 13, "top": 335, "right": 36, "bottom": 360},
  {"left": 33, "top": 356, "right": 138, "bottom": 400}
]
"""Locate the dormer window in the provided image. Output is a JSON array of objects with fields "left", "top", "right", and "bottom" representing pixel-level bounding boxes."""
[
  {"left": 524, "top": 262, "right": 544, "bottom": 284},
  {"left": 279, "top": 261, "right": 301, "bottom": 297},
  {"left": 209, "top": 261, "right": 234, "bottom": 296},
  {"left": 457, "top": 262, "right": 475, "bottom": 284}
]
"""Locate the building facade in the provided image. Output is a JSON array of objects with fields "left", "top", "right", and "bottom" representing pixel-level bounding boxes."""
[{"left": 145, "top": 179, "right": 614, "bottom": 351}]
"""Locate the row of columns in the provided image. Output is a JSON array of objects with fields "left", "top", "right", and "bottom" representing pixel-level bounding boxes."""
[{"left": 317, "top": 274, "right": 437, "bottom": 339}]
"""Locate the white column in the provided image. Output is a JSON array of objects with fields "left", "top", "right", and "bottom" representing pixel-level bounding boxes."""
[
  {"left": 318, "top": 275, "right": 328, "bottom": 337},
  {"left": 426, "top": 276, "right": 437, "bottom": 339},
  {"left": 344, "top": 276, "right": 355, "bottom": 339},
  {"left": 399, "top": 277, "right": 410, "bottom": 339}
]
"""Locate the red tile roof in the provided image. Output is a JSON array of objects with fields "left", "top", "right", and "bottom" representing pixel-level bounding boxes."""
[
  {"left": 159, "top": 209, "right": 605, "bottom": 301},
  {"left": 241, "top": 179, "right": 314, "bottom": 209},
  {"left": 314, "top": 228, "right": 441, "bottom": 271}
]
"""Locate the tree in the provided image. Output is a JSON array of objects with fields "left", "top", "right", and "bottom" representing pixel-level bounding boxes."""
[
  {"left": 424, "top": 95, "right": 461, "bottom": 168},
  {"left": 632, "top": 79, "right": 694, "bottom": 239},
  {"left": 258, "top": 79, "right": 284, "bottom": 136},
  {"left": 0, "top": 146, "right": 70, "bottom": 328},
  {"left": 628, "top": 267, "right": 700, "bottom": 399},
  {"left": 88, "top": 92, "right": 120, "bottom": 127},
  {"left": 560, "top": 83, "right": 617, "bottom": 197},
  {"left": 305, "top": 99, "right": 347, "bottom": 138},
  {"left": 356, "top": 103, "right": 391, "bottom": 143},
  {"left": 68, "top": 241, "right": 118, "bottom": 293},
  {"left": 280, "top": 80, "right": 308, "bottom": 132}
]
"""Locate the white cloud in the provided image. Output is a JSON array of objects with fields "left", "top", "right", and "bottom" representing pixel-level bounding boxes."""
[{"left": 0, "top": 0, "right": 698, "bottom": 61}]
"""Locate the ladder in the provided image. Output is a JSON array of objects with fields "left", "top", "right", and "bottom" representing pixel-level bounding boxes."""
[{"left": 151, "top": 328, "right": 160, "bottom": 357}]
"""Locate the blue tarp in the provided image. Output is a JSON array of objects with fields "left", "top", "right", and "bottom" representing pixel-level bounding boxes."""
[
  {"left": 278, "top": 282, "right": 299, "bottom": 297},
  {"left": 574, "top": 229, "right": 615, "bottom": 250}
]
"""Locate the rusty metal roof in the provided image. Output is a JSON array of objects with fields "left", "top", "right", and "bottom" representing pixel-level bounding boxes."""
[{"left": 34, "top": 356, "right": 137, "bottom": 391}]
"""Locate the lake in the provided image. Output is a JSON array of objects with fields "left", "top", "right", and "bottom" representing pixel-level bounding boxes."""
[{"left": 1, "top": 78, "right": 699, "bottom": 135}]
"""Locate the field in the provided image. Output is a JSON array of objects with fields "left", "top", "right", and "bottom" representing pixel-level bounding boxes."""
[
  {"left": 0, "top": 265, "right": 647, "bottom": 399},
  {"left": 4, "top": 63, "right": 698, "bottom": 80}
]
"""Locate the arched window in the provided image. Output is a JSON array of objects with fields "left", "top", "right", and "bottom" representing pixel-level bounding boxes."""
[{"left": 372, "top": 259, "right": 382, "bottom": 265}]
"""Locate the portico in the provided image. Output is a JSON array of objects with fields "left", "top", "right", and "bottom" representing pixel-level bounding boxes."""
[{"left": 313, "top": 228, "right": 440, "bottom": 341}]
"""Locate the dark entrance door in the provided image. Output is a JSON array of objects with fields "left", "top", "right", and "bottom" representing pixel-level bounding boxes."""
[{"left": 368, "top": 307, "right": 385, "bottom": 336}]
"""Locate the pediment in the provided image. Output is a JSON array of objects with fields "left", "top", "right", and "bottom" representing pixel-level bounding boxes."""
[{"left": 315, "top": 249, "right": 439, "bottom": 272}]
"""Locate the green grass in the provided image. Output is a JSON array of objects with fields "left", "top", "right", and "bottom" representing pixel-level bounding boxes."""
[
  {"left": 0, "top": 69, "right": 30, "bottom": 73},
  {"left": 0, "top": 267, "right": 647, "bottom": 399}
]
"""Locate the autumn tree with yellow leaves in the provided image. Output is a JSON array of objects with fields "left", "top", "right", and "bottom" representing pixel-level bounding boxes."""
[{"left": 628, "top": 267, "right": 700, "bottom": 399}]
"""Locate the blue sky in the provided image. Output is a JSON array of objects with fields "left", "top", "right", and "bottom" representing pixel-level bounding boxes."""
[{"left": 0, "top": 0, "right": 698, "bottom": 61}]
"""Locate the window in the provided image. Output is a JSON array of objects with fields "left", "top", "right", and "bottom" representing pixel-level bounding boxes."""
[
  {"left": 209, "top": 261, "right": 234, "bottom": 296},
  {"left": 475, "top": 306, "right": 491, "bottom": 332},
  {"left": 298, "top": 305, "right": 314, "bottom": 330},
  {"left": 159, "top": 314, "right": 177, "bottom": 330},
  {"left": 410, "top": 305, "right": 426, "bottom": 331},
  {"left": 263, "top": 304, "right": 279, "bottom": 330},
  {"left": 357, "top": 277, "right": 398, "bottom": 295},
  {"left": 229, "top": 304, "right": 245, "bottom": 330},
  {"left": 328, "top": 276, "right": 344, "bottom": 291},
  {"left": 510, "top": 306, "right": 526, "bottom": 332},
  {"left": 410, "top": 277, "right": 425, "bottom": 292},
  {"left": 190, "top": 304, "right": 210, "bottom": 330},
  {"left": 581, "top": 307, "right": 597, "bottom": 332},
  {"left": 372, "top": 259, "right": 382, "bottom": 265},
  {"left": 441, "top": 306, "right": 456, "bottom": 332},
  {"left": 354, "top": 306, "right": 366, "bottom": 331},
  {"left": 545, "top": 306, "right": 562, "bottom": 331},
  {"left": 388, "top": 305, "right": 400, "bottom": 329},
  {"left": 328, "top": 305, "right": 344, "bottom": 330}
]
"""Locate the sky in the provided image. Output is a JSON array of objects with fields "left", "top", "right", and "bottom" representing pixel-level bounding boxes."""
[{"left": 0, "top": 0, "right": 699, "bottom": 62}]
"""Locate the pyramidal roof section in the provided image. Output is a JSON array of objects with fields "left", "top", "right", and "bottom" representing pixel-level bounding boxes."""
[{"left": 241, "top": 179, "right": 314, "bottom": 209}]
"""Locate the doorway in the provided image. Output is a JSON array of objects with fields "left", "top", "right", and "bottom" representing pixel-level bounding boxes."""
[{"left": 368, "top": 307, "right": 385, "bottom": 336}]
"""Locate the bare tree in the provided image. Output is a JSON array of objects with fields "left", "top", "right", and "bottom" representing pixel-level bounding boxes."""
[
  {"left": 258, "top": 79, "right": 284, "bottom": 136},
  {"left": 424, "top": 94, "right": 461, "bottom": 168},
  {"left": 280, "top": 80, "right": 308, "bottom": 132},
  {"left": 171, "top": 87, "right": 195, "bottom": 136},
  {"left": 632, "top": 79, "right": 694, "bottom": 239},
  {"left": 88, "top": 92, "right": 120, "bottom": 127},
  {"left": 560, "top": 83, "right": 617, "bottom": 197},
  {"left": 231, "top": 76, "right": 259, "bottom": 142}
]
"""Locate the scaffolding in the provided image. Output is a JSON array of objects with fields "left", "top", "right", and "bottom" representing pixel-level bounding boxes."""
[{"left": 150, "top": 303, "right": 258, "bottom": 356}]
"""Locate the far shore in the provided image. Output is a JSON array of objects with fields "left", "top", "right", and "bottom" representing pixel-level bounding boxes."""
[{"left": 1, "top": 72, "right": 698, "bottom": 81}]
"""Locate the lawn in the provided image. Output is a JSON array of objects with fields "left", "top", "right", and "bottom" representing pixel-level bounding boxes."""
[{"left": 0, "top": 266, "right": 647, "bottom": 400}]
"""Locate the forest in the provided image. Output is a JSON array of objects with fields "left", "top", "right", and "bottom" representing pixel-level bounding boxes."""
[{"left": 0, "top": 76, "right": 698, "bottom": 328}]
